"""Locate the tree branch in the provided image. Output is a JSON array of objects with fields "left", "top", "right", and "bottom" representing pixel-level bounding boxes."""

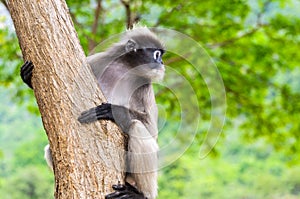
[
  {"left": 7, "top": 0, "right": 125, "bottom": 198},
  {"left": 89, "top": 0, "right": 103, "bottom": 51},
  {"left": 206, "top": 1, "right": 271, "bottom": 48},
  {"left": 120, "top": 0, "right": 132, "bottom": 29},
  {"left": 69, "top": 10, "right": 95, "bottom": 45},
  {"left": 206, "top": 26, "right": 263, "bottom": 48}
]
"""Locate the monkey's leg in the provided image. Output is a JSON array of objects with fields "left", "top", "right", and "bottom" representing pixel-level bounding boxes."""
[
  {"left": 105, "top": 182, "right": 146, "bottom": 199},
  {"left": 126, "top": 120, "right": 158, "bottom": 199},
  {"left": 44, "top": 144, "right": 54, "bottom": 171},
  {"left": 106, "top": 120, "right": 158, "bottom": 199},
  {"left": 79, "top": 107, "right": 158, "bottom": 198},
  {"left": 20, "top": 61, "right": 34, "bottom": 89}
]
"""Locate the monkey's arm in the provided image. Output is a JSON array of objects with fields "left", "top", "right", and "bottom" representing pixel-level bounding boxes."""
[
  {"left": 105, "top": 183, "right": 146, "bottom": 199},
  {"left": 78, "top": 103, "right": 148, "bottom": 133},
  {"left": 79, "top": 105, "right": 157, "bottom": 199},
  {"left": 20, "top": 61, "right": 34, "bottom": 89}
]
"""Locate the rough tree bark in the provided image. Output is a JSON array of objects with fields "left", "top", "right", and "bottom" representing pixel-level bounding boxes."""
[{"left": 7, "top": 0, "right": 125, "bottom": 198}]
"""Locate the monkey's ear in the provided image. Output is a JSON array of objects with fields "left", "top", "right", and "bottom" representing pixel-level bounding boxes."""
[{"left": 125, "top": 39, "right": 137, "bottom": 52}]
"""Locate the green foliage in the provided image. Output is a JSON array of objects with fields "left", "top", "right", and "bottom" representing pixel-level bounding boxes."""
[
  {"left": 12, "top": 136, "right": 49, "bottom": 170},
  {"left": 0, "top": 0, "right": 300, "bottom": 198},
  {"left": 0, "top": 166, "right": 53, "bottom": 199},
  {"left": 1, "top": 0, "right": 300, "bottom": 152},
  {"left": 0, "top": 87, "right": 51, "bottom": 198},
  {"left": 158, "top": 131, "right": 300, "bottom": 199}
]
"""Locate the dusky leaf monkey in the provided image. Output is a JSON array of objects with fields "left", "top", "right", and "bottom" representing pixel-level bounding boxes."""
[{"left": 21, "top": 26, "right": 165, "bottom": 199}]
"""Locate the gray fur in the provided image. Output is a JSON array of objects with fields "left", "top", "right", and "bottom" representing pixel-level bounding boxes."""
[
  {"left": 87, "top": 27, "right": 164, "bottom": 79},
  {"left": 91, "top": 27, "right": 164, "bottom": 199},
  {"left": 45, "top": 27, "right": 164, "bottom": 199},
  {"left": 44, "top": 144, "right": 53, "bottom": 171},
  {"left": 127, "top": 120, "right": 159, "bottom": 199}
]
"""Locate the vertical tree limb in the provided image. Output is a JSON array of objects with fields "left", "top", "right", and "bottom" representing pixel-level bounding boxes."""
[
  {"left": 121, "top": 0, "right": 132, "bottom": 29},
  {"left": 7, "top": 0, "right": 125, "bottom": 198},
  {"left": 89, "top": 0, "right": 103, "bottom": 51}
]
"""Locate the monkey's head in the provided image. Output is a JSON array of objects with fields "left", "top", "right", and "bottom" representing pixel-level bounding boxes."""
[{"left": 117, "top": 27, "right": 165, "bottom": 82}]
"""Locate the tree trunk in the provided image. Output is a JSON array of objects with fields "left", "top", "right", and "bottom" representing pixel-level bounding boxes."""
[{"left": 7, "top": 0, "right": 125, "bottom": 198}]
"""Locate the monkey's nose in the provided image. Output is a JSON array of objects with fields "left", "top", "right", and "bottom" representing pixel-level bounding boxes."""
[{"left": 157, "top": 57, "right": 163, "bottom": 64}]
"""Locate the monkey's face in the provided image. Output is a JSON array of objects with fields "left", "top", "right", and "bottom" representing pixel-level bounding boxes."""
[{"left": 125, "top": 48, "right": 165, "bottom": 81}]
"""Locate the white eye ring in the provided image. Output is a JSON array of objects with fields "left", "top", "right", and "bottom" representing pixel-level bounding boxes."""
[{"left": 153, "top": 50, "right": 161, "bottom": 60}]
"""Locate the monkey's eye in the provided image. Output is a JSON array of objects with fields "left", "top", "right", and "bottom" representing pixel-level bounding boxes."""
[{"left": 153, "top": 50, "right": 161, "bottom": 61}]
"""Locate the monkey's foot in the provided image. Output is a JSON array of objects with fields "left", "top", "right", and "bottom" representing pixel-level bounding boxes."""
[
  {"left": 78, "top": 103, "right": 114, "bottom": 123},
  {"left": 105, "top": 182, "right": 146, "bottom": 199},
  {"left": 20, "top": 61, "right": 34, "bottom": 89}
]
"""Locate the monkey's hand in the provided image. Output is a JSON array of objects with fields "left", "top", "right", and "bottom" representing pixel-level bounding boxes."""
[
  {"left": 78, "top": 103, "right": 142, "bottom": 133},
  {"left": 20, "top": 61, "right": 34, "bottom": 89},
  {"left": 78, "top": 103, "right": 115, "bottom": 123},
  {"left": 105, "top": 182, "right": 146, "bottom": 199}
]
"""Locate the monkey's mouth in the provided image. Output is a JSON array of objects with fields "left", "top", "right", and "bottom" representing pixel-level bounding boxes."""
[
  {"left": 150, "top": 65, "right": 165, "bottom": 81},
  {"left": 151, "top": 63, "right": 165, "bottom": 71},
  {"left": 128, "top": 63, "right": 165, "bottom": 81}
]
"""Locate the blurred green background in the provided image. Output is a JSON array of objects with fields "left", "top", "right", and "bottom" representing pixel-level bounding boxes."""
[{"left": 0, "top": 0, "right": 299, "bottom": 198}]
